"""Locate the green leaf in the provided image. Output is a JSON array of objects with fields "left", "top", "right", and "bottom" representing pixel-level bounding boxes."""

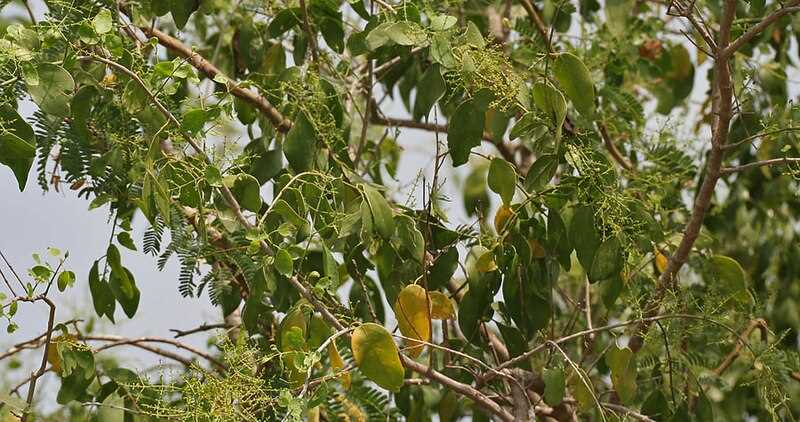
[
  {"left": 395, "top": 215, "right": 425, "bottom": 263},
  {"left": 525, "top": 154, "right": 557, "bottom": 192},
  {"left": 89, "top": 260, "right": 115, "bottom": 322},
  {"left": 181, "top": 108, "right": 209, "bottom": 134},
  {"left": 57, "top": 271, "right": 75, "bottom": 292},
  {"left": 232, "top": 174, "right": 262, "bottom": 212},
  {"left": 447, "top": 99, "right": 484, "bottom": 167},
  {"left": 0, "top": 105, "right": 36, "bottom": 191},
  {"left": 170, "top": 0, "right": 200, "bottom": 30},
  {"left": 606, "top": 344, "right": 637, "bottom": 403},
  {"left": 362, "top": 184, "right": 395, "bottom": 239},
  {"left": 570, "top": 206, "right": 600, "bottom": 272},
  {"left": 413, "top": 64, "right": 446, "bottom": 120},
  {"left": 464, "top": 21, "right": 485, "bottom": 48},
  {"left": 268, "top": 8, "right": 301, "bottom": 37},
  {"left": 547, "top": 208, "right": 572, "bottom": 270},
  {"left": 322, "top": 242, "right": 339, "bottom": 285},
  {"left": 532, "top": 82, "right": 566, "bottom": 142},
  {"left": 283, "top": 112, "right": 316, "bottom": 172},
  {"left": 385, "top": 22, "right": 423, "bottom": 46},
  {"left": 429, "top": 247, "right": 458, "bottom": 290},
  {"left": 431, "top": 33, "right": 457, "bottom": 68},
  {"left": 552, "top": 53, "right": 595, "bottom": 116},
  {"left": 543, "top": 367, "right": 566, "bottom": 405},
  {"left": 275, "top": 248, "right": 293, "bottom": 277},
  {"left": 250, "top": 149, "right": 283, "bottom": 185},
  {"left": 92, "top": 9, "right": 113, "bottom": 34},
  {"left": 109, "top": 267, "right": 140, "bottom": 319},
  {"left": 588, "top": 237, "right": 623, "bottom": 282},
  {"left": 605, "top": 0, "right": 634, "bottom": 37},
  {"left": 709, "top": 255, "right": 749, "bottom": 304},
  {"left": 429, "top": 15, "right": 457, "bottom": 31},
  {"left": 351, "top": 323, "right": 404, "bottom": 392},
  {"left": 26, "top": 63, "right": 75, "bottom": 117},
  {"left": 487, "top": 158, "right": 517, "bottom": 205},
  {"left": 366, "top": 22, "right": 393, "bottom": 50},
  {"left": 116, "top": 232, "right": 137, "bottom": 251}
]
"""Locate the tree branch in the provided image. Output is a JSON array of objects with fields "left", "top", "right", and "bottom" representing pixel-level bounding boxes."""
[
  {"left": 371, "top": 115, "right": 516, "bottom": 163},
  {"left": 81, "top": 335, "right": 226, "bottom": 370},
  {"left": 628, "top": 0, "right": 738, "bottom": 353},
  {"left": 19, "top": 296, "right": 56, "bottom": 422},
  {"left": 723, "top": 2, "right": 800, "bottom": 57},
  {"left": 720, "top": 157, "right": 800, "bottom": 175},
  {"left": 713, "top": 318, "right": 768, "bottom": 375},
  {"left": 169, "top": 322, "right": 232, "bottom": 338},
  {"left": 137, "top": 26, "right": 293, "bottom": 133}
]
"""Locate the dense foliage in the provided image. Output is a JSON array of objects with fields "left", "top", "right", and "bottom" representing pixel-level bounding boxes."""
[{"left": 2, "top": 0, "right": 800, "bottom": 420}]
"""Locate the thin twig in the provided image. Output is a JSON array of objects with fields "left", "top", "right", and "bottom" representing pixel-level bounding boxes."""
[
  {"left": 81, "top": 335, "right": 226, "bottom": 370},
  {"left": 19, "top": 296, "right": 56, "bottom": 422},
  {"left": 720, "top": 157, "right": 800, "bottom": 175},
  {"left": 169, "top": 322, "right": 232, "bottom": 338}
]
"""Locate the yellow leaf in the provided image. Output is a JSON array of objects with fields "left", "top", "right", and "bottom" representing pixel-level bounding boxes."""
[
  {"left": 351, "top": 323, "right": 404, "bottom": 392},
  {"left": 655, "top": 249, "right": 668, "bottom": 274},
  {"left": 494, "top": 204, "right": 514, "bottom": 233},
  {"left": 475, "top": 250, "right": 497, "bottom": 273},
  {"left": 47, "top": 334, "right": 76, "bottom": 375},
  {"left": 394, "top": 284, "right": 431, "bottom": 357},
  {"left": 328, "top": 341, "right": 351, "bottom": 389},
  {"left": 529, "top": 239, "right": 546, "bottom": 258},
  {"left": 430, "top": 291, "right": 455, "bottom": 320}
]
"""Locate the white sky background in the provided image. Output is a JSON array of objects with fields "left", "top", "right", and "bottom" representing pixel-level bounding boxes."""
[{"left": 2, "top": 0, "right": 800, "bottom": 414}]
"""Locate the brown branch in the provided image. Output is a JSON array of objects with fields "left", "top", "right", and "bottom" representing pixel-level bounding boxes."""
[
  {"left": 138, "top": 27, "right": 292, "bottom": 133},
  {"left": 723, "top": 126, "right": 800, "bottom": 150},
  {"left": 628, "top": 0, "right": 738, "bottom": 354},
  {"left": 519, "top": 0, "right": 552, "bottom": 52},
  {"left": 372, "top": 115, "right": 516, "bottom": 163},
  {"left": 169, "top": 322, "right": 232, "bottom": 339},
  {"left": 602, "top": 403, "right": 655, "bottom": 422},
  {"left": 713, "top": 318, "right": 768, "bottom": 375},
  {"left": 597, "top": 122, "right": 634, "bottom": 172},
  {"left": 720, "top": 157, "right": 800, "bottom": 175},
  {"left": 298, "top": 0, "right": 319, "bottom": 64},
  {"left": 17, "top": 296, "right": 56, "bottom": 422},
  {"left": 723, "top": 2, "right": 800, "bottom": 57},
  {"left": 81, "top": 335, "right": 226, "bottom": 370},
  {"left": 93, "top": 341, "right": 196, "bottom": 368},
  {"left": 401, "top": 355, "right": 515, "bottom": 422},
  {"left": 497, "top": 313, "right": 749, "bottom": 371}
]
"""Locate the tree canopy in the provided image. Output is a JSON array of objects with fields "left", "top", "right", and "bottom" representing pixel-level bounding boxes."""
[{"left": 2, "top": 0, "right": 800, "bottom": 420}]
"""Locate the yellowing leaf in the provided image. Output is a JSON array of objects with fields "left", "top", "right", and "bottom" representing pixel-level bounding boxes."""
[
  {"left": 655, "top": 249, "right": 668, "bottom": 273},
  {"left": 494, "top": 204, "right": 514, "bottom": 233},
  {"left": 529, "top": 239, "right": 546, "bottom": 258},
  {"left": 430, "top": 291, "right": 455, "bottom": 320},
  {"left": 328, "top": 341, "right": 351, "bottom": 389},
  {"left": 351, "top": 323, "right": 404, "bottom": 392},
  {"left": 475, "top": 250, "right": 497, "bottom": 273},
  {"left": 394, "top": 284, "right": 431, "bottom": 357}
]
